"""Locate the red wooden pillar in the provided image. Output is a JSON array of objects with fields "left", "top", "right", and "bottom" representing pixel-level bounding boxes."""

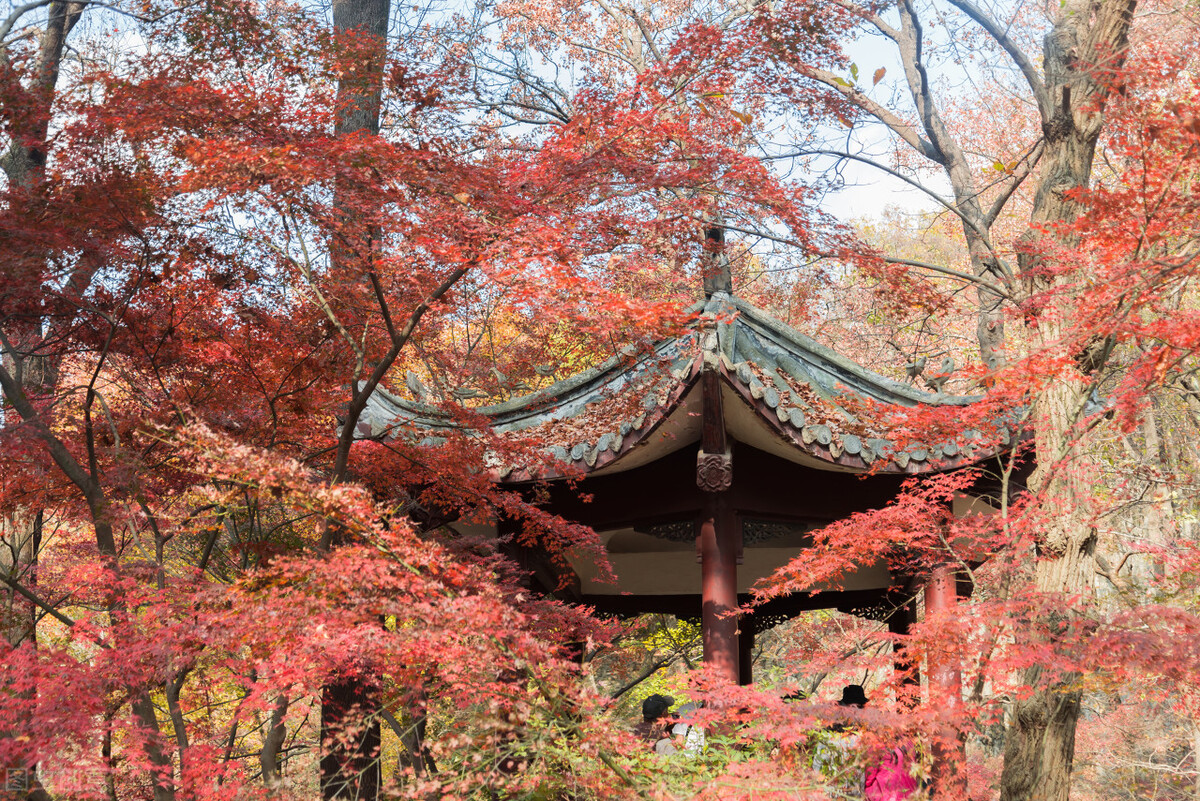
[
  {"left": 699, "top": 494, "right": 739, "bottom": 684},
  {"left": 925, "top": 565, "right": 967, "bottom": 797}
]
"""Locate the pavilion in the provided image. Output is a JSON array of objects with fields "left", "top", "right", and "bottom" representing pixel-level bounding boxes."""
[{"left": 357, "top": 275, "right": 1013, "bottom": 689}]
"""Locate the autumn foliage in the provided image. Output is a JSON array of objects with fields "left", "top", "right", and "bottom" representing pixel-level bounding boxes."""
[{"left": 5, "top": 0, "right": 1200, "bottom": 798}]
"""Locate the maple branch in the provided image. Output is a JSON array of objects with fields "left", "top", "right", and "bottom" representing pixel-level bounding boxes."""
[
  {"left": 468, "top": 62, "right": 573, "bottom": 124},
  {"left": 968, "top": 619, "right": 1003, "bottom": 705},
  {"left": 165, "top": 668, "right": 192, "bottom": 768},
  {"left": 563, "top": 36, "right": 641, "bottom": 71},
  {"left": 945, "top": 0, "right": 1051, "bottom": 124},
  {"left": 379, "top": 706, "right": 436, "bottom": 776},
  {"left": 283, "top": 218, "right": 363, "bottom": 366},
  {"left": 629, "top": 11, "right": 663, "bottom": 65},
  {"left": 0, "top": 347, "right": 116, "bottom": 555},
  {"left": 333, "top": 261, "right": 473, "bottom": 483},
  {"left": 367, "top": 271, "right": 399, "bottom": 341},
  {"left": 1095, "top": 553, "right": 1134, "bottom": 595},
  {"left": 0, "top": 571, "right": 75, "bottom": 628},
  {"left": 609, "top": 655, "right": 676, "bottom": 699},
  {"left": 83, "top": 300, "right": 126, "bottom": 487}
]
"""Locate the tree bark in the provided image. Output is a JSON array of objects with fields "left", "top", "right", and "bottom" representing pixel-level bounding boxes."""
[
  {"left": 131, "top": 691, "right": 178, "bottom": 801},
  {"left": 1, "top": 0, "right": 83, "bottom": 645},
  {"left": 0, "top": 510, "right": 41, "bottom": 648},
  {"left": 1, "top": 7, "right": 86, "bottom": 799},
  {"left": 319, "top": 0, "right": 390, "bottom": 797},
  {"left": 320, "top": 678, "right": 382, "bottom": 801},
  {"left": 999, "top": 0, "right": 1135, "bottom": 797},
  {"left": 261, "top": 694, "right": 290, "bottom": 790}
]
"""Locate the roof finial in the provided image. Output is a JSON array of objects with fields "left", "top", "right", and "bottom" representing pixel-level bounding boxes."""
[{"left": 702, "top": 224, "right": 733, "bottom": 298}]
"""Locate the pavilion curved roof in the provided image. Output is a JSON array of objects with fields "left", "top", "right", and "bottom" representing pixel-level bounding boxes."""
[{"left": 358, "top": 293, "right": 1007, "bottom": 480}]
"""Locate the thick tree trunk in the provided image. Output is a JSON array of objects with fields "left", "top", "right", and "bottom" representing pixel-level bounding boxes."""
[
  {"left": 999, "top": 0, "right": 1134, "bottom": 796},
  {"left": 319, "top": 0, "right": 390, "bottom": 797},
  {"left": 320, "top": 678, "right": 382, "bottom": 801},
  {"left": 261, "top": 694, "right": 290, "bottom": 790},
  {"left": 1, "top": 8, "right": 84, "bottom": 799},
  {"left": 131, "top": 691, "right": 178, "bottom": 801},
  {"left": 1001, "top": 380, "right": 1097, "bottom": 800},
  {"left": 1000, "top": 515, "right": 1095, "bottom": 801},
  {"left": 0, "top": 510, "right": 41, "bottom": 647},
  {"left": 1, "top": 0, "right": 82, "bottom": 650}
]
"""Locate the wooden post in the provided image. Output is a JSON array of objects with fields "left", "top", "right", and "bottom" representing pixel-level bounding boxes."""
[
  {"left": 696, "top": 356, "right": 739, "bottom": 684},
  {"left": 925, "top": 565, "right": 967, "bottom": 797},
  {"left": 699, "top": 496, "right": 739, "bottom": 683}
]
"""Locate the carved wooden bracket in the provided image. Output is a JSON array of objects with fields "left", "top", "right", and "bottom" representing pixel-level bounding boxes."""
[{"left": 696, "top": 449, "right": 732, "bottom": 492}]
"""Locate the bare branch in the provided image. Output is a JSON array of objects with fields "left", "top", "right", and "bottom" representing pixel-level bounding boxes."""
[
  {"left": 826, "top": 0, "right": 899, "bottom": 40},
  {"left": 0, "top": 0, "right": 56, "bottom": 45},
  {"left": 882, "top": 256, "right": 1017, "bottom": 301},
  {"left": 945, "top": 0, "right": 1051, "bottom": 124},
  {"left": 984, "top": 139, "right": 1045, "bottom": 227},
  {"left": 800, "top": 66, "right": 940, "bottom": 161},
  {"left": 765, "top": 147, "right": 999, "bottom": 249}
]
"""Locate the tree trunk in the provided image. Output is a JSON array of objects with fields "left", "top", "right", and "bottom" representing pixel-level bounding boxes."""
[
  {"left": 1, "top": 7, "right": 84, "bottom": 798},
  {"left": 320, "top": 678, "right": 382, "bottom": 801},
  {"left": 319, "top": 0, "right": 390, "bottom": 797},
  {"left": 0, "top": 510, "right": 41, "bottom": 647},
  {"left": 1000, "top": 445, "right": 1097, "bottom": 801},
  {"left": 131, "top": 690, "right": 179, "bottom": 801},
  {"left": 261, "top": 694, "right": 290, "bottom": 790},
  {"left": 999, "top": 0, "right": 1135, "bottom": 796}
]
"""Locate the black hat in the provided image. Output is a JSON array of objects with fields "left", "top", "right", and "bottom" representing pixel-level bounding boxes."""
[
  {"left": 642, "top": 694, "right": 674, "bottom": 721},
  {"left": 838, "top": 684, "right": 868, "bottom": 707}
]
